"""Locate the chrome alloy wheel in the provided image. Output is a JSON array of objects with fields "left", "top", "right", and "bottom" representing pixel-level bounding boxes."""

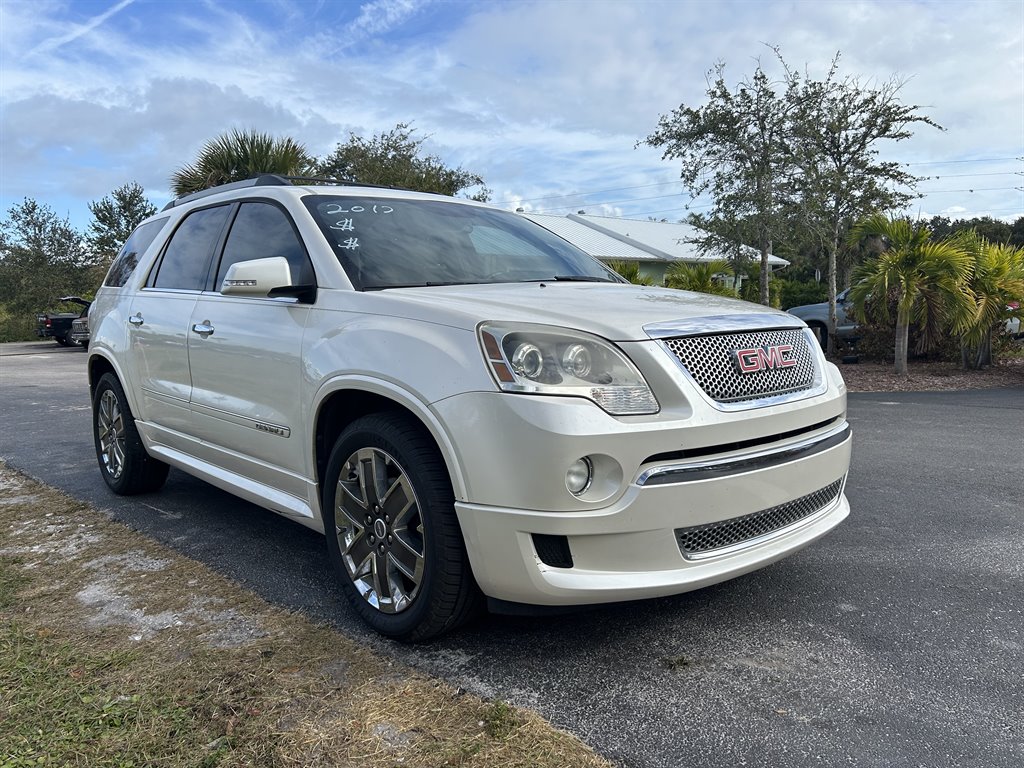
[
  {"left": 334, "top": 447, "right": 425, "bottom": 614},
  {"left": 97, "top": 388, "right": 126, "bottom": 480}
]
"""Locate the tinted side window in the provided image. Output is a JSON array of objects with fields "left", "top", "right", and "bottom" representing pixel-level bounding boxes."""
[
  {"left": 216, "top": 202, "right": 314, "bottom": 289},
  {"left": 103, "top": 217, "right": 169, "bottom": 287},
  {"left": 151, "top": 205, "right": 231, "bottom": 290}
]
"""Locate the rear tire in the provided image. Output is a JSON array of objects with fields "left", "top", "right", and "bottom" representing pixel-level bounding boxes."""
[
  {"left": 322, "top": 413, "right": 481, "bottom": 642},
  {"left": 92, "top": 373, "right": 169, "bottom": 495}
]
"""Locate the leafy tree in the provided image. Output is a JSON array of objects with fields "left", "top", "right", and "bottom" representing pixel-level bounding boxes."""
[
  {"left": 171, "top": 129, "right": 313, "bottom": 196},
  {"left": 950, "top": 232, "right": 1024, "bottom": 368},
  {"left": 778, "top": 277, "right": 827, "bottom": 310},
  {"left": 86, "top": 182, "right": 157, "bottom": 266},
  {"left": 665, "top": 259, "right": 739, "bottom": 298},
  {"left": 0, "top": 199, "right": 90, "bottom": 339},
  {"left": 848, "top": 214, "right": 973, "bottom": 376},
  {"left": 316, "top": 123, "right": 488, "bottom": 199},
  {"left": 787, "top": 54, "right": 941, "bottom": 356},
  {"left": 1010, "top": 216, "right": 1024, "bottom": 247},
  {"left": 646, "top": 61, "right": 794, "bottom": 305},
  {"left": 926, "top": 215, "right": 1011, "bottom": 245},
  {"left": 607, "top": 260, "right": 653, "bottom": 285}
]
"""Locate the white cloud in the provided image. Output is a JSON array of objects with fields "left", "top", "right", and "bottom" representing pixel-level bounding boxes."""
[
  {"left": 25, "top": 0, "right": 135, "bottom": 56},
  {"left": 1, "top": 0, "right": 1021, "bottom": 229}
]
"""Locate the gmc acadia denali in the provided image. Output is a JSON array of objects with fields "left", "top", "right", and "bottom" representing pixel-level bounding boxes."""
[{"left": 87, "top": 175, "right": 852, "bottom": 640}]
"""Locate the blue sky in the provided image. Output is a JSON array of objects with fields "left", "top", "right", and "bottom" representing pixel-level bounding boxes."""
[{"left": 1, "top": 0, "right": 1022, "bottom": 232}]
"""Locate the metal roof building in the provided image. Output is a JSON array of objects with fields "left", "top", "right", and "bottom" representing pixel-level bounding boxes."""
[{"left": 519, "top": 211, "right": 789, "bottom": 285}]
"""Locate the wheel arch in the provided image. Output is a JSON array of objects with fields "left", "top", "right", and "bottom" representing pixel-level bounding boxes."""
[
  {"left": 87, "top": 352, "right": 143, "bottom": 420},
  {"left": 311, "top": 377, "right": 468, "bottom": 508}
]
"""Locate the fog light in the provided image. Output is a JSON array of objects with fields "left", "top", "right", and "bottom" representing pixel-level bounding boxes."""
[{"left": 565, "top": 457, "right": 593, "bottom": 495}]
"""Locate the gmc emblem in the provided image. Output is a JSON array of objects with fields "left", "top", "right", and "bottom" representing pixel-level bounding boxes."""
[{"left": 732, "top": 344, "right": 797, "bottom": 374}]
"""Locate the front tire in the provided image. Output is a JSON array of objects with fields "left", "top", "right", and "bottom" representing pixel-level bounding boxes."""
[
  {"left": 92, "top": 373, "right": 169, "bottom": 495},
  {"left": 322, "top": 413, "right": 480, "bottom": 642}
]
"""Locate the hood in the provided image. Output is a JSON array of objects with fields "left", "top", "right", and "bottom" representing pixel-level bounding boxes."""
[{"left": 380, "top": 282, "right": 803, "bottom": 341}]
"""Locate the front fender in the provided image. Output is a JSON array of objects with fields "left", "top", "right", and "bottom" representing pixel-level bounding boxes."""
[{"left": 310, "top": 375, "right": 470, "bottom": 502}]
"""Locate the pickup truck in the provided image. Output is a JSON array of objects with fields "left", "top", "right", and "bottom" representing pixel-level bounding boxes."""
[
  {"left": 36, "top": 297, "right": 90, "bottom": 347},
  {"left": 786, "top": 289, "right": 859, "bottom": 350}
]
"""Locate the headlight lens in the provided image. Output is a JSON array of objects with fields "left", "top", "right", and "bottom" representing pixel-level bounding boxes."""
[{"left": 478, "top": 323, "right": 659, "bottom": 415}]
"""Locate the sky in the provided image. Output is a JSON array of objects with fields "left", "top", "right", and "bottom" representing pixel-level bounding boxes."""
[{"left": 1, "top": 0, "right": 1022, "bottom": 233}]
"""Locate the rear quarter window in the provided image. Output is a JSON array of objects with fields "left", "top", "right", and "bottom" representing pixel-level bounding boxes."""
[{"left": 103, "top": 217, "right": 170, "bottom": 288}]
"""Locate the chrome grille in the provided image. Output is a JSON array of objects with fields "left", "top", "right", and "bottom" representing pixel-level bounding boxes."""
[
  {"left": 662, "top": 329, "right": 816, "bottom": 403},
  {"left": 675, "top": 478, "right": 844, "bottom": 558}
]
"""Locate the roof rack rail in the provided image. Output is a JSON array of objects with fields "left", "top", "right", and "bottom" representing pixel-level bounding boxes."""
[
  {"left": 161, "top": 174, "right": 408, "bottom": 211},
  {"left": 161, "top": 174, "right": 292, "bottom": 211}
]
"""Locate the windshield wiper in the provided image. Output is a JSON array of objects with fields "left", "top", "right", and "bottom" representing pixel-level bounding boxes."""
[{"left": 364, "top": 281, "right": 474, "bottom": 290}]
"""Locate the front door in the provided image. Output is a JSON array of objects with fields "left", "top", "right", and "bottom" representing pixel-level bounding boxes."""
[{"left": 186, "top": 200, "right": 316, "bottom": 499}]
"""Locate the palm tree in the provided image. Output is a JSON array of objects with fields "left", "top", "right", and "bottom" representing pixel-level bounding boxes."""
[
  {"left": 848, "top": 214, "right": 973, "bottom": 376},
  {"left": 170, "top": 130, "right": 313, "bottom": 197},
  {"left": 607, "top": 261, "right": 654, "bottom": 286},
  {"left": 951, "top": 232, "right": 1024, "bottom": 368},
  {"left": 665, "top": 260, "right": 739, "bottom": 298}
]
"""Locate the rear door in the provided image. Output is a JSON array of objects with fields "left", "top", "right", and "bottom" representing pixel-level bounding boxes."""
[{"left": 128, "top": 204, "right": 232, "bottom": 434}]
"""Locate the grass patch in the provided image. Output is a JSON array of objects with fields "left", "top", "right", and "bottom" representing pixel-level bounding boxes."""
[{"left": 0, "top": 465, "right": 611, "bottom": 768}]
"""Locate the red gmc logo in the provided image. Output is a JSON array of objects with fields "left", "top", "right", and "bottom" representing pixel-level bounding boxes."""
[{"left": 732, "top": 344, "right": 797, "bottom": 374}]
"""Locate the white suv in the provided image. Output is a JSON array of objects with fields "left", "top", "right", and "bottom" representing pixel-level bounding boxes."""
[{"left": 88, "top": 175, "right": 852, "bottom": 641}]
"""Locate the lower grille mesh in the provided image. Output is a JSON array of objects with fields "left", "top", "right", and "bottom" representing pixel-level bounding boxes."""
[{"left": 676, "top": 478, "right": 844, "bottom": 558}]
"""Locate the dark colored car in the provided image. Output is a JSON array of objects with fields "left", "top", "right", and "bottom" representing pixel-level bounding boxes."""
[{"left": 36, "top": 296, "right": 90, "bottom": 346}]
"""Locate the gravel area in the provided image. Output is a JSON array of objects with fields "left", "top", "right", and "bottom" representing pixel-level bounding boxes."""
[{"left": 834, "top": 355, "right": 1024, "bottom": 392}]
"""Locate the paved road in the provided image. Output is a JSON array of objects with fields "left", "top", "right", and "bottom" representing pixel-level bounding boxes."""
[{"left": 2, "top": 342, "right": 1022, "bottom": 767}]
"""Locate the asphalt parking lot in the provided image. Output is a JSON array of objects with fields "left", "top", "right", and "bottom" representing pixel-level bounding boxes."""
[{"left": 1, "top": 341, "right": 1022, "bottom": 767}]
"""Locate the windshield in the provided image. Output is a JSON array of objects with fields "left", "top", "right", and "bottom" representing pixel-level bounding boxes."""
[{"left": 303, "top": 196, "right": 618, "bottom": 290}]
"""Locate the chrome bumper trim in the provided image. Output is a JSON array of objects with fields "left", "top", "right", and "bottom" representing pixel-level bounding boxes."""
[{"left": 637, "top": 422, "right": 852, "bottom": 487}]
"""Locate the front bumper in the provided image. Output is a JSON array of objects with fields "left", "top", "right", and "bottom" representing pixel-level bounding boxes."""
[{"left": 440, "top": 390, "right": 852, "bottom": 606}]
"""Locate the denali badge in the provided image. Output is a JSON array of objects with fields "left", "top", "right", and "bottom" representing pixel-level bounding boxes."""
[{"left": 732, "top": 344, "right": 797, "bottom": 374}]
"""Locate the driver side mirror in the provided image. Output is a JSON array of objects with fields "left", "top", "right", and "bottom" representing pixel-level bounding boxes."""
[{"left": 221, "top": 257, "right": 316, "bottom": 303}]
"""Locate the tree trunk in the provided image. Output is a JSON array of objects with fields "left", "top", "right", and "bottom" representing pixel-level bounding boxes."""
[
  {"left": 760, "top": 243, "right": 770, "bottom": 306},
  {"left": 895, "top": 312, "right": 910, "bottom": 376},
  {"left": 826, "top": 223, "right": 840, "bottom": 358}
]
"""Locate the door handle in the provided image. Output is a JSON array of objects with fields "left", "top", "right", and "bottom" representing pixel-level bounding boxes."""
[
  {"left": 128, "top": 314, "right": 144, "bottom": 326},
  {"left": 191, "top": 322, "right": 215, "bottom": 337}
]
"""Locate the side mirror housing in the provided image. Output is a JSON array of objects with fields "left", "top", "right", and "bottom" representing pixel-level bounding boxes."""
[{"left": 220, "top": 257, "right": 316, "bottom": 303}]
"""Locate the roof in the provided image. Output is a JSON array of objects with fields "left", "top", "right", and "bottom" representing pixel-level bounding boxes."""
[
  {"left": 558, "top": 213, "right": 790, "bottom": 268},
  {"left": 519, "top": 213, "right": 666, "bottom": 262}
]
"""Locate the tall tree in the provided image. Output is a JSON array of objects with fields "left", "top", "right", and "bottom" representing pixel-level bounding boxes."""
[
  {"left": 787, "top": 54, "right": 941, "bottom": 355},
  {"left": 316, "top": 123, "right": 488, "bottom": 199},
  {"left": 0, "top": 199, "right": 90, "bottom": 338},
  {"left": 848, "top": 214, "right": 972, "bottom": 376},
  {"left": 1009, "top": 216, "right": 1024, "bottom": 247},
  {"left": 86, "top": 182, "right": 157, "bottom": 266},
  {"left": 646, "top": 62, "right": 794, "bottom": 305},
  {"left": 171, "top": 130, "right": 313, "bottom": 196}
]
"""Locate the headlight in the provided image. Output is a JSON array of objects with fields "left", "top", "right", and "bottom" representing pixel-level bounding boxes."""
[{"left": 478, "top": 323, "right": 659, "bottom": 415}]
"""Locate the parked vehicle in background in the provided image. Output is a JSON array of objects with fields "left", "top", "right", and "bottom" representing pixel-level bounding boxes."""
[
  {"left": 36, "top": 297, "right": 90, "bottom": 346},
  {"left": 71, "top": 313, "right": 90, "bottom": 349},
  {"left": 789, "top": 292, "right": 1023, "bottom": 349},
  {"left": 86, "top": 175, "right": 852, "bottom": 641},
  {"left": 786, "top": 289, "right": 859, "bottom": 350},
  {"left": 1006, "top": 301, "right": 1022, "bottom": 338}
]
